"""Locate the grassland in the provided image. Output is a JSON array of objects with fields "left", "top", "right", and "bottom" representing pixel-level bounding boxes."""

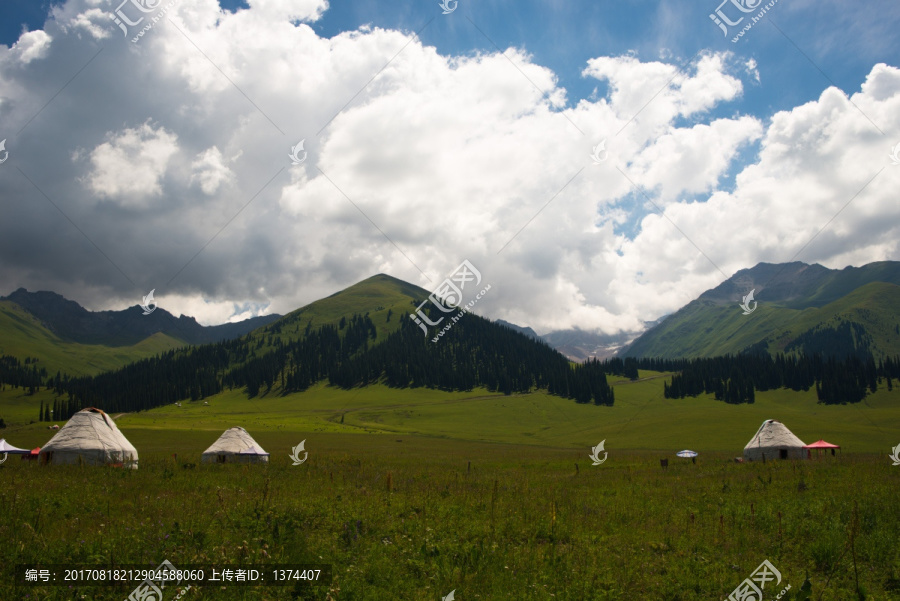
[
  {"left": 2, "top": 374, "right": 899, "bottom": 599},
  {"left": 625, "top": 281, "right": 900, "bottom": 359},
  {"left": 2, "top": 438, "right": 898, "bottom": 599},
  {"left": 0, "top": 300, "right": 185, "bottom": 377}
]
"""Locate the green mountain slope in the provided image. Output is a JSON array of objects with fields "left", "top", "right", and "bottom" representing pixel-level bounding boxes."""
[
  {"left": 0, "top": 300, "right": 185, "bottom": 376},
  {"left": 244, "top": 274, "right": 430, "bottom": 347},
  {"left": 625, "top": 262, "right": 900, "bottom": 359}
]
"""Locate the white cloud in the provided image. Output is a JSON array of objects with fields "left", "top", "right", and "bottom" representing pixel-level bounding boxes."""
[
  {"left": 83, "top": 122, "right": 179, "bottom": 205},
  {"left": 0, "top": 0, "right": 897, "bottom": 334},
  {"left": 190, "top": 146, "right": 235, "bottom": 195},
  {"left": 11, "top": 30, "right": 53, "bottom": 63}
]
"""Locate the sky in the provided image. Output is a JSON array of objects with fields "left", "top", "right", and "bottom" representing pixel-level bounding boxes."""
[{"left": 0, "top": 0, "right": 898, "bottom": 335}]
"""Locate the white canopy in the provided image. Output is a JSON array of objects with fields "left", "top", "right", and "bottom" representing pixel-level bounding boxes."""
[
  {"left": 743, "top": 419, "right": 807, "bottom": 461},
  {"left": 0, "top": 439, "right": 30, "bottom": 454},
  {"left": 39, "top": 408, "right": 138, "bottom": 468},
  {"left": 201, "top": 427, "right": 269, "bottom": 464}
]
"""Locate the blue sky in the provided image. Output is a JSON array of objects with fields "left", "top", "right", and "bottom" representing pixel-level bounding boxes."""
[
  {"left": 0, "top": 0, "right": 898, "bottom": 332},
  {"left": 4, "top": 0, "right": 897, "bottom": 120}
]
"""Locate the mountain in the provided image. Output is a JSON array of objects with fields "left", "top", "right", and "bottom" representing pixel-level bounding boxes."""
[
  {"left": 494, "top": 319, "right": 541, "bottom": 341},
  {"left": 41, "top": 274, "right": 617, "bottom": 417},
  {"left": 624, "top": 261, "right": 900, "bottom": 359},
  {"left": 542, "top": 317, "right": 668, "bottom": 362},
  {"left": 1, "top": 288, "right": 281, "bottom": 347},
  {"left": 0, "top": 299, "right": 185, "bottom": 377}
]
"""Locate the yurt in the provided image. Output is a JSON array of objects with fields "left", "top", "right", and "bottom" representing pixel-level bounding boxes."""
[
  {"left": 743, "top": 419, "right": 807, "bottom": 461},
  {"left": 39, "top": 408, "right": 138, "bottom": 468},
  {"left": 201, "top": 427, "right": 269, "bottom": 464}
]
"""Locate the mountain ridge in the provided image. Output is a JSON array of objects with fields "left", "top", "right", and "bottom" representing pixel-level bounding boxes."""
[
  {"left": 1, "top": 288, "right": 281, "bottom": 347},
  {"left": 625, "top": 261, "right": 900, "bottom": 359}
]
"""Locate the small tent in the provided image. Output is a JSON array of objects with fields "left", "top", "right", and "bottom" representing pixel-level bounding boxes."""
[
  {"left": 0, "top": 439, "right": 30, "bottom": 455},
  {"left": 201, "top": 427, "right": 269, "bottom": 464},
  {"left": 39, "top": 408, "right": 138, "bottom": 468},
  {"left": 803, "top": 439, "right": 841, "bottom": 459},
  {"left": 743, "top": 419, "right": 807, "bottom": 461}
]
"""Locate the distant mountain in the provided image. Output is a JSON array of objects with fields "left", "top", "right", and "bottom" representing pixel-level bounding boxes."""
[
  {"left": 44, "top": 274, "right": 616, "bottom": 416},
  {"left": 542, "top": 329, "right": 632, "bottom": 362},
  {"left": 1, "top": 288, "right": 281, "bottom": 347},
  {"left": 544, "top": 317, "right": 667, "bottom": 362},
  {"left": 494, "top": 319, "right": 541, "bottom": 341},
  {"left": 624, "top": 261, "right": 900, "bottom": 359}
]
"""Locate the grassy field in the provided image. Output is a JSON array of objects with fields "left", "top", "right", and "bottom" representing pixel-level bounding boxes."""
[
  {"left": 2, "top": 373, "right": 900, "bottom": 599},
  {"left": 0, "top": 300, "right": 186, "bottom": 377},
  {"left": 3, "top": 370, "right": 899, "bottom": 453}
]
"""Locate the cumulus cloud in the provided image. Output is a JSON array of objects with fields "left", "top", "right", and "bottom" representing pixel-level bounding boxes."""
[
  {"left": 0, "top": 0, "right": 896, "bottom": 334},
  {"left": 191, "top": 146, "right": 234, "bottom": 195},
  {"left": 82, "top": 122, "right": 179, "bottom": 204},
  {"left": 10, "top": 30, "right": 53, "bottom": 63}
]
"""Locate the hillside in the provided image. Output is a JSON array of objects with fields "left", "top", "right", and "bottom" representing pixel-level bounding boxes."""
[
  {"left": 1, "top": 288, "right": 281, "bottom": 347},
  {"left": 247, "top": 274, "right": 430, "bottom": 345},
  {"left": 0, "top": 300, "right": 185, "bottom": 376},
  {"left": 625, "top": 261, "right": 900, "bottom": 359},
  {"left": 23, "top": 274, "right": 617, "bottom": 419}
]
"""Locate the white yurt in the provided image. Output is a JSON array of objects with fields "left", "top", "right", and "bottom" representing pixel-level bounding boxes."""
[
  {"left": 39, "top": 408, "right": 138, "bottom": 468},
  {"left": 201, "top": 427, "right": 269, "bottom": 464},
  {"left": 743, "top": 419, "right": 807, "bottom": 461}
]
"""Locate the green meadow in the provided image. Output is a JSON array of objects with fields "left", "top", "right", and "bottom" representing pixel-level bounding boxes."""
[{"left": 1, "top": 373, "right": 900, "bottom": 599}]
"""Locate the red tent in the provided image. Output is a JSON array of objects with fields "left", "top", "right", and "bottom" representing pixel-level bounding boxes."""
[
  {"left": 803, "top": 439, "right": 840, "bottom": 458},
  {"left": 22, "top": 448, "right": 40, "bottom": 461}
]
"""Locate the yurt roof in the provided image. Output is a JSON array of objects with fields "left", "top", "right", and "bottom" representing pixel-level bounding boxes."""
[
  {"left": 744, "top": 419, "right": 806, "bottom": 449},
  {"left": 41, "top": 408, "right": 137, "bottom": 453},
  {"left": 203, "top": 427, "right": 267, "bottom": 455}
]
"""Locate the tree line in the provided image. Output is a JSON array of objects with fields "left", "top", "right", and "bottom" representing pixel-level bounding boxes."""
[
  {"left": 11, "top": 311, "right": 614, "bottom": 420},
  {"left": 661, "top": 353, "right": 900, "bottom": 404}
]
